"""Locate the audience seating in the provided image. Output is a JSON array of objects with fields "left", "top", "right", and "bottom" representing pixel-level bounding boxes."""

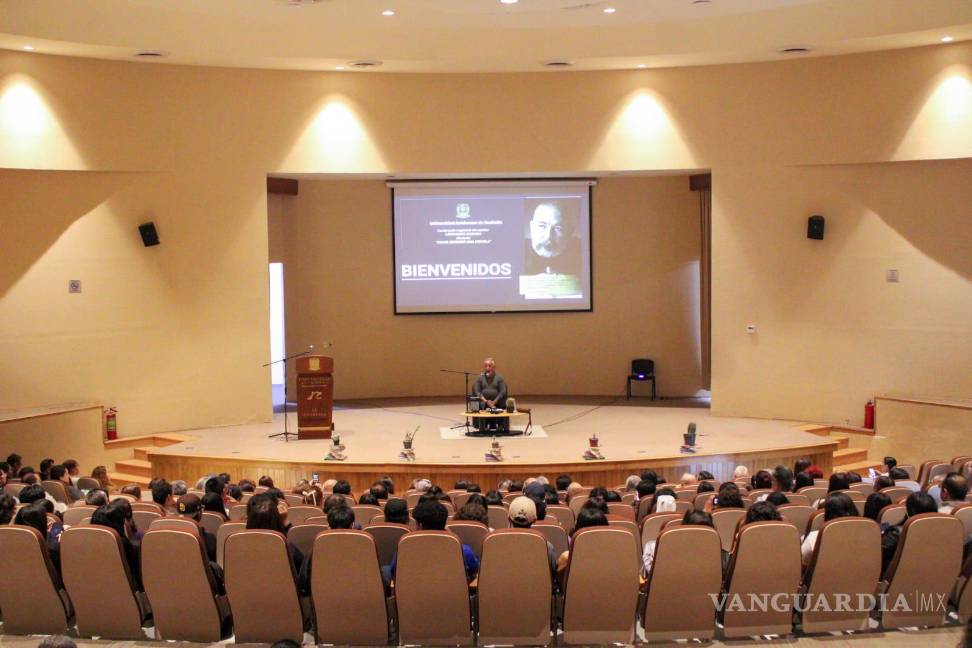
[
  {"left": 364, "top": 522, "right": 409, "bottom": 567},
  {"left": 533, "top": 522, "right": 569, "bottom": 562},
  {"left": 951, "top": 503, "right": 972, "bottom": 536},
  {"left": 546, "top": 505, "right": 574, "bottom": 532},
  {"left": 447, "top": 520, "right": 489, "bottom": 558},
  {"left": 711, "top": 508, "right": 747, "bottom": 551},
  {"left": 477, "top": 529, "right": 553, "bottom": 646},
  {"left": 352, "top": 504, "right": 385, "bottom": 526},
  {"left": 607, "top": 518, "right": 642, "bottom": 561},
  {"left": 228, "top": 503, "right": 247, "bottom": 521},
  {"left": 636, "top": 496, "right": 654, "bottom": 522},
  {"left": 62, "top": 505, "right": 95, "bottom": 526},
  {"left": 42, "top": 479, "right": 72, "bottom": 504},
  {"left": 0, "top": 526, "right": 71, "bottom": 635},
  {"left": 61, "top": 525, "right": 148, "bottom": 639},
  {"left": 561, "top": 527, "right": 640, "bottom": 645},
  {"left": 801, "top": 517, "right": 881, "bottom": 633},
  {"left": 487, "top": 505, "right": 510, "bottom": 529},
  {"left": 607, "top": 502, "right": 636, "bottom": 520},
  {"left": 311, "top": 530, "right": 389, "bottom": 645},
  {"left": 215, "top": 521, "right": 245, "bottom": 568},
  {"left": 199, "top": 511, "right": 225, "bottom": 535},
  {"left": 3, "top": 482, "right": 26, "bottom": 498},
  {"left": 396, "top": 530, "right": 474, "bottom": 646},
  {"left": 880, "top": 503, "right": 907, "bottom": 527},
  {"left": 141, "top": 522, "right": 230, "bottom": 642},
  {"left": 952, "top": 552, "right": 972, "bottom": 621},
  {"left": 287, "top": 523, "right": 328, "bottom": 556},
  {"left": 777, "top": 504, "right": 814, "bottom": 536},
  {"left": 721, "top": 520, "right": 801, "bottom": 638},
  {"left": 288, "top": 505, "right": 324, "bottom": 526},
  {"left": 132, "top": 509, "right": 162, "bottom": 529},
  {"left": 640, "top": 525, "right": 721, "bottom": 641},
  {"left": 76, "top": 476, "right": 101, "bottom": 491},
  {"left": 798, "top": 486, "right": 827, "bottom": 502},
  {"left": 132, "top": 501, "right": 164, "bottom": 514},
  {"left": 223, "top": 529, "right": 306, "bottom": 643},
  {"left": 880, "top": 513, "right": 963, "bottom": 629},
  {"left": 640, "top": 512, "right": 681, "bottom": 549}
]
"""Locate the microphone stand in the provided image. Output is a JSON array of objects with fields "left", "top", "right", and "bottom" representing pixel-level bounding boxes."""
[
  {"left": 441, "top": 368, "right": 479, "bottom": 432},
  {"left": 265, "top": 346, "right": 315, "bottom": 442}
]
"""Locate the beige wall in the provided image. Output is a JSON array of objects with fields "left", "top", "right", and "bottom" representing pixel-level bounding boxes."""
[
  {"left": 279, "top": 176, "right": 702, "bottom": 399},
  {"left": 1, "top": 41, "right": 971, "bottom": 435}
]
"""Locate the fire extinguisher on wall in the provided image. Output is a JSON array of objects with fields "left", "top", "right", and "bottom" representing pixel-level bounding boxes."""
[
  {"left": 105, "top": 407, "right": 118, "bottom": 440},
  {"left": 864, "top": 400, "right": 875, "bottom": 430}
]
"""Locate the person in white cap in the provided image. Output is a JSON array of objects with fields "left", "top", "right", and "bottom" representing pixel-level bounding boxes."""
[{"left": 508, "top": 496, "right": 558, "bottom": 575}]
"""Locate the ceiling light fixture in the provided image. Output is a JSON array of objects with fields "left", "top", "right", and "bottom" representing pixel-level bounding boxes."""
[
  {"left": 543, "top": 59, "right": 574, "bottom": 68},
  {"left": 636, "top": 64, "right": 647, "bottom": 69},
  {"left": 692, "top": 0, "right": 712, "bottom": 4},
  {"left": 779, "top": 46, "right": 812, "bottom": 55},
  {"left": 335, "top": 66, "right": 345, "bottom": 70},
  {"left": 382, "top": 9, "right": 395, "bottom": 16},
  {"left": 603, "top": 7, "right": 617, "bottom": 13},
  {"left": 22, "top": 45, "right": 34, "bottom": 51},
  {"left": 941, "top": 36, "right": 954, "bottom": 43},
  {"left": 500, "top": 0, "right": 519, "bottom": 4}
]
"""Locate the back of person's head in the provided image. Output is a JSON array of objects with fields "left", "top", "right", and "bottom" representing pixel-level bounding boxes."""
[
  {"left": 697, "top": 470, "right": 714, "bottom": 481},
  {"left": 0, "top": 493, "right": 16, "bottom": 525},
  {"left": 63, "top": 459, "right": 79, "bottom": 474},
  {"left": 846, "top": 471, "right": 862, "bottom": 484},
  {"left": 807, "top": 465, "right": 824, "bottom": 479},
  {"left": 358, "top": 491, "right": 379, "bottom": 506},
  {"left": 227, "top": 483, "right": 243, "bottom": 501},
  {"left": 824, "top": 492, "right": 858, "bottom": 520},
  {"left": 636, "top": 480, "right": 656, "bottom": 498},
  {"left": 864, "top": 492, "right": 892, "bottom": 521},
  {"left": 120, "top": 483, "right": 141, "bottom": 500},
  {"left": 18, "top": 484, "right": 46, "bottom": 505},
  {"left": 697, "top": 482, "right": 715, "bottom": 494},
  {"left": 369, "top": 482, "right": 388, "bottom": 500},
  {"left": 49, "top": 465, "right": 67, "bottom": 481},
  {"left": 412, "top": 499, "right": 448, "bottom": 531},
  {"left": 177, "top": 493, "right": 203, "bottom": 520},
  {"left": 745, "top": 501, "right": 781, "bottom": 524},
  {"left": 22, "top": 472, "right": 39, "bottom": 485},
  {"left": 40, "top": 458, "right": 55, "bottom": 476},
  {"left": 794, "top": 458, "right": 811, "bottom": 475},
  {"left": 246, "top": 493, "right": 285, "bottom": 532},
  {"left": 85, "top": 489, "right": 109, "bottom": 507},
  {"left": 794, "top": 471, "right": 814, "bottom": 491},
  {"left": 682, "top": 509, "right": 714, "bottom": 527},
  {"left": 454, "top": 479, "right": 469, "bottom": 490},
  {"left": 884, "top": 456, "right": 897, "bottom": 471},
  {"left": 202, "top": 492, "right": 226, "bottom": 516},
  {"left": 456, "top": 502, "right": 488, "bottom": 525},
  {"left": 18, "top": 466, "right": 35, "bottom": 480},
  {"left": 943, "top": 472, "right": 969, "bottom": 502},
  {"left": 905, "top": 491, "right": 938, "bottom": 518},
  {"left": 484, "top": 490, "right": 503, "bottom": 506},
  {"left": 751, "top": 470, "right": 772, "bottom": 490},
  {"left": 888, "top": 467, "right": 910, "bottom": 482},
  {"left": 151, "top": 478, "right": 172, "bottom": 506},
  {"left": 326, "top": 505, "right": 356, "bottom": 529},
  {"left": 640, "top": 469, "right": 659, "bottom": 484},
  {"left": 324, "top": 493, "right": 348, "bottom": 513},
  {"left": 414, "top": 478, "right": 432, "bottom": 493},
  {"left": 466, "top": 483, "right": 481, "bottom": 493},
  {"left": 827, "top": 472, "right": 850, "bottom": 493},
  {"left": 204, "top": 476, "right": 225, "bottom": 495},
  {"left": 716, "top": 483, "right": 744, "bottom": 509},
  {"left": 556, "top": 474, "right": 572, "bottom": 491},
  {"left": 170, "top": 480, "right": 188, "bottom": 496},
  {"left": 384, "top": 498, "right": 409, "bottom": 524},
  {"left": 508, "top": 496, "right": 538, "bottom": 528},
  {"left": 466, "top": 493, "right": 487, "bottom": 508},
  {"left": 5, "top": 453, "right": 22, "bottom": 469},
  {"left": 766, "top": 491, "right": 790, "bottom": 507},
  {"left": 625, "top": 474, "right": 641, "bottom": 491},
  {"left": 218, "top": 472, "right": 231, "bottom": 484},
  {"left": 14, "top": 501, "right": 49, "bottom": 535},
  {"left": 238, "top": 478, "right": 256, "bottom": 493},
  {"left": 258, "top": 475, "right": 275, "bottom": 488},
  {"left": 679, "top": 472, "right": 697, "bottom": 487},
  {"left": 733, "top": 465, "right": 749, "bottom": 479},
  {"left": 333, "top": 479, "right": 351, "bottom": 495},
  {"left": 772, "top": 465, "right": 794, "bottom": 492},
  {"left": 380, "top": 476, "right": 395, "bottom": 495},
  {"left": 651, "top": 488, "right": 677, "bottom": 513},
  {"left": 603, "top": 490, "right": 622, "bottom": 503},
  {"left": 585, "top": 496, "right": 609, "bottom": 514},
  {"left": 91, "top": 502, "right": 128, "bottom": 538},
  {"left": 573, "top": 505, "right": 608, "bottom": 534},
  {"left": 508, "top": 480, "right": 524, "bottom": 493},
  {"left": 874, "top": 475, "right": 895, "bottom": 491}
]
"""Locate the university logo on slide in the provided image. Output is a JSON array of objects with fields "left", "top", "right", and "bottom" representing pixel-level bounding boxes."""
[{"left": 456, "top": 203, "right": 471, "bottom": 219}]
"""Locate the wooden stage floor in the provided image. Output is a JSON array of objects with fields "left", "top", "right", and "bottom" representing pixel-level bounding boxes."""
[{"left": 148, "top": 397, "right": 838, "bottom": 492}]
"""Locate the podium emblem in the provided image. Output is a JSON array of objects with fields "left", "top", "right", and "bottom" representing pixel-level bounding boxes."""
[{"left": 309, "top": 357, "right": 320, "bottom": 371}]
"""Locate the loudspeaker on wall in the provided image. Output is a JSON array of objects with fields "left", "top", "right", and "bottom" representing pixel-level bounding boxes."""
[
  {"left": 138, "top": 222, "right": 160, "bottom": 247},
  {"left": 807, "top": 215, "right": 825, "bottom": 240}
]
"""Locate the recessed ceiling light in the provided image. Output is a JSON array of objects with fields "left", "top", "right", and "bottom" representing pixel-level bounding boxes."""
[
  {"left": 349, "top": 59, "right": 384, "bottom": 68},
  {"left": 22, "top": 45, "right": 34, "bottom": 51},
  {"left": 500, "top": 0, "right": 518, "bottom": 4},
  {"left": 133, "top": 50, "right": 169, "bottom": 59},
  {"left": 636, "top": 64, "right": 647, "bottom": 69},
  {"left": 543, "top": 59, "right": 574, "bottom": 68},
  {"left": 335, "top": 66, "right": 345, "bottom": 70},
  {"left": 603, "top": 7, "right": 617, "bottom": 13},
  {"left": 692, "top": 0, "right": 712, "bottom": 4},
  {"left": 779, "top": 46, "right": 812, "bottom": 55},
  {"left": 382, "top": 9, "right": 395, "bottom": 16},
  {"left": 941, "top": 36, "right": 954, "bottom": 43}
]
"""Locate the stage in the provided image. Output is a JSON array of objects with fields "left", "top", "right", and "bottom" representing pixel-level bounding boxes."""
[{"left": 147, "top": 397, "right": 838, "bottom": 492}]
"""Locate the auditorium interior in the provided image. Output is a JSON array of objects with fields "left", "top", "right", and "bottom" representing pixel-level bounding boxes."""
[{"left": 2, "top": 1, "right": 972, "bottom": 646}]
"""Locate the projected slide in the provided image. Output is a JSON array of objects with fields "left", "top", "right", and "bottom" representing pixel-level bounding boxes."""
[{"left": 393, "top": 181, "right": 593, "bottom": 314}]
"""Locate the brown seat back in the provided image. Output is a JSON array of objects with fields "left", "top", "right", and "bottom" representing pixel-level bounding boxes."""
[
  {"left": 797, "top": 486, "right": 827, "bottom": 502},
  {"left": 777, "top": 505, "right": 814, "bottom": 537},
  {"left": 42, "top": 479, "right": 71, "bottom": 504},
  {"left": 364, "top": 522, "right": 409, "bottom": 566},
  {"left": 287, "top": 523, "right": 327, "bottom": 556},
  {"left": 223, "top": 530, "right": 304, "bottom": 643},
  {"left": 395, "top": 531, "right": 473, "bottom": 646},
  {"left": 879, "top": 504, "right": 907, "bottom": 527},
  {"left": 607, "top": 518, "right": 641, "bottom": 560},
  {"left": 547, "top": 505, "right": 575, "bottom": 532},
  {"left": 288, "top": 505, "right": 324, "bottom": 525},
  {"left": 641, "top": 525, "right": 722, "bottom": 641},
  {"left": 0, "top": 526, "right": 70, "bottom": 635},
  {"left": 478, "top": 529, "right": 553, "bottom": 646},
  {"left": 802, "top": 517, "right": 881, "bottom": 632},
  {"left": 312, "top": 530, "right": 388, "bottom": 645},
  {"left": 722, "top": 521, "right": 801, "bottom": 638},
  {"left": 568, "top": 496, "right": 590, "bottom": 517},
  {"left": 450, "top": 491, "right": 472, "bottom": 509},
  {"left": 881, "top": 486, "right": 913, "bottom": 503},
  {"left": 351, "top": 504, "right": 384, "bottom": 526},
  {"left": 76, "top": 476, "right": 102, "bottom": 491},
  {"left": 141, "top": 525, "right": 225, "bottom": 642},
  {"left": 228, "top": 503, "right": 247, "bottom": 521},
  {"left": 63, "top": 505, "right": 97, "bottom": 526},
  {"left": 693, "top": 492, "right": 716, "bottom": 511},
  {"left": 607, "top": 502, "right": 636, "bottom": 520},
  {"left": 199, "top": 511, "right": 225, "bottom": 535},
  {"left": 636, "top": 496, "right": 654, "bottom": 523},
  {"left": 131, "top": 502, "right": 164, "bottom": 514},
  {"left": 562, "top": 527, "right": 640, "bottom": 645},
  {"left": 534, "top": 522, "right": 569, "bottom": 560},
  {"left": 639, "top": 512, "right": 680, "bottom": 548},
  {"left": 446, "top": 520, "right": 489, "bottom": 558},
  {"left": 881, "top": 513, "right": 963, "bottom": 628},
  {"left": 952, "top": 503, "right": 972, "bottom": 537},
  {"left": 849, "top": 483, "right": 873, "bottom": 496},
  {"left": 487, "top": 505, "right": 510, "bottom": 529},
  {"left": 807, "top": 508, "right": 826, "bottom": 535},
  {"left": 215, "top": 521, "right": 245, "bottom": 568},
  {"left": 711, "top": 508, "right": 747, "bottom": 551},
  {"left": 4, "top": 482, "right": 27, "bottom": 498},
  {"left": 132, "top": 510, "right": 162, "bottom": 530},
  {"left": 61, "top": 526, "right": 145, "bottom": 639}
]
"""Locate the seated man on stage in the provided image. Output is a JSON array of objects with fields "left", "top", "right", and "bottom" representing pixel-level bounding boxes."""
[{"left": 471, "top": 357, "right": 509, "bottom": 433}]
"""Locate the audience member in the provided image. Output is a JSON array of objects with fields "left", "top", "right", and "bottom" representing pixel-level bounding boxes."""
[
  {"left": 733, "top": 465, "right": 749, "bottom": 479},
  {"left": 508, "top": 496, "right": 558, "bottom": 572},
  {"left": 864, "top": 492, "right": 892, "bottom": 523},
  {"left": 697, "top": 482, "right": 715, "bottom": 494},
  {"left": 63, "top": 459, "right": 80, "bottom": 485},
  {"left": 794, "top": 458, "right": 811, "bottom": 475},
  {"left": 91, "top": 499, "right": 141, "bottom": 588},
  {"left": 171, "top": 480, "right": 188, "bottom": 497},
  {"left": 555, "top": 473, "right": 573, "bottom": 490},
  {"left": 49, "top": 465, "right": 82, "bottom": 501},
  {"left": 120, "top": 483, "right": 142, "bottom": 500},
  {"left": 383, "top": 498, "right": 409, "bottom": 525},
  {"left": 939, "top": 472, "right": 969, "bottom": 513},
  {"left": 90, "top": 465, "right": 113, "bottom": 490},
  {"left": 39, "top": 458, "right": 55, "bottom": 481},
  {"left": 697, "top": 470, "right": 714, "bottom": 481},
  {"left": 6, "top": 453, "right": 23, "bottom": 477},
  {"left": 801, "top": 492, "right": 858, "bottom": 562},
  {"left": 370, "top": 481, "right": 389, "bottom": 500},
  {"left": 484, "top": 490, "right": 504, "bottom": 507},
  {"left": 794, "top": 471, "right": 814, "bottom": 491},
  {"left": 455, "top": 502, "right": 489, "bottom": 526},
  {"left": 227, "top": 483, "right": 244, "bottom": 502},
  {"left": 766, "top": 491, "right": 790, "bottom": 507},
  {"left": 258, "top": 475, "right": 275, "bottom": 489},
  {"left": 333, "top": 480, "right": 352, "bottom": 496},
  {"left": 827, "top": 472, "right": 850, "bottom": 493},
  {"left": 238, "top": 478, "right": 256, "bottom": 493},
  {"left": 38, "top": 635, "right": 76, "bottom": 648},
  {"left": 202, "top": 492, "right": 228, "bottom": 519},
  {"left": 84, "top": 489, "right": 109, "bottom": 507},
  {"left": 710, "top": 483, "right": 744, "bottom": 511},
  {"left": 888, "top": 468, "right": 920, "bottom": 492},
  {"left": 751, "top": 470, "right": 772, "bottom": 490},
  {"left": 151, "top": 478, "right": 176, "bottom": 514},
  {"left": 246, "top": 493, "right": 303, "bottom": 575},
  {"left": 624, "top": 474, "right": 641, "bottom": 491},
  {"left": 772, "top": 465, "right": 794, "bottom": 493},
  {"left": 679, "top": 472, "right": 698, "bottom": 488},
  {"left": 0, "top": 493, "right": 17, "bottom": 525},
  {"left": 744, "top": 501, "right": 782, "bottom": 524},
  {"left": 881, "top": 491, "right": 938, "bottom": 573},
  {"left": 358, "top": 491, "right": 380, "bottom": 506},
  {"left": 807, "top": 465, "right": 824, "bottom": 480},
  {"left": 873, "top": 475, "right": 894, "bottom": 492},
  {"left": 380, "top": 475, "right": 395, "bottom": 495},
  {"left": 393, "top": 499, "right": 478, "bottom": 582},
  {"left": 643, "top": 509, "right": 714, "bottom": 575},
  {"left": 176, "top": 494, "right": 217, "bottom": 562},
  {"left": 466, "top": 483, "right": 482, "bottom": 493}
]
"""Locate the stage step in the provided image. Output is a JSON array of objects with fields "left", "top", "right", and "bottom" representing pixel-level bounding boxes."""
[
  {"left": 103, "top": 432, "right": 193, "bottom": 450},
  {"left": 115, "top": 459, "right": 153, "bottom": 479},
  {"left": 108, "top": 471, "right": 152, "bottom": 488},
  {"left": 833, "top": 447, "right": 868, "bottom": 464},
  {"left": 133, "top": 446, "right": 157, "bottom": 461},
  {"left": 834, "top": 459, "right": 883, "bottom": 474},
  {"left": 832, "top": 434, "right": 850, "bottom": 450}
]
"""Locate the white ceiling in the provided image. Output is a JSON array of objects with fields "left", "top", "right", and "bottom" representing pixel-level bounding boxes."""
[{"left": 1, "top": 0, "right": 970, "bottom": 73}]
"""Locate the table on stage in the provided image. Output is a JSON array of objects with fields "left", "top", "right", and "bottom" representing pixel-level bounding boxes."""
[{"left": 460, "top": 409, "right": 529, "bottom": 436}]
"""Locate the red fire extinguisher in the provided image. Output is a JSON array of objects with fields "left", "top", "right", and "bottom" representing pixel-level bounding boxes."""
[
  {"left": 864, "top": 400, "right": 875, "bottom": 429},
  {"left": 105, "top": 407, "right": 118, "bottom": 440}
]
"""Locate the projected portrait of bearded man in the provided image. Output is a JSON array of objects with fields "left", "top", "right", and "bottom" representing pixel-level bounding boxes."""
[{"left": 520, "top": 201, "right": 582, "bottom": 297}]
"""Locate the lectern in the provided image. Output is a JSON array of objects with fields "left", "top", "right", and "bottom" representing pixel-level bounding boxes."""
[{"left": 296, "top": 355, "right": 334, "bottom": 439}]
